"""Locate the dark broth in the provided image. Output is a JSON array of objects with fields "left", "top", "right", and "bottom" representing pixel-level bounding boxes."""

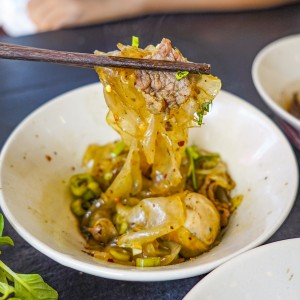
[{"left": 287, "top": 92, "right": 300, "bottom": 119}]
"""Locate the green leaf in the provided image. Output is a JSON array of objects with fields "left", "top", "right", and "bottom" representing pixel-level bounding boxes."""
[
  {"left": 0, "top": 214, "right": 14, "bottom": 248},
  {"left": 186, "top": 146, "right": 200, "bottom": 160},
  {"left": 0, "top": 269, "right": 8, "bottom": 284},
  {"left": 0, "top": 215, "right": 58, "bottom": 299},
  {"left": 0, "top": 261, "right": 58, "bottom": 300},
  {"left": 14, "top": 274, "right": 58, "bottom": 300},
  {"left": 197, "top": 101, "right": 212, "bottom": 125},
  {"left": 0, "top": 214, "right": 4, "bottom": 237},
  {"left": 0, "top": 237, "right": 14, "bottom": 248},
  {"left": 0, "top": 281, "right": 15, "bottom": 299},
  {"left": 0, "top": 268, "right": 13, "bottom": 284}
]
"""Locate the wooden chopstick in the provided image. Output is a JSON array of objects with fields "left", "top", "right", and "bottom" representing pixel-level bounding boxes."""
[{"left": 0, "top": 42, "right": 211, "bottom": 74}]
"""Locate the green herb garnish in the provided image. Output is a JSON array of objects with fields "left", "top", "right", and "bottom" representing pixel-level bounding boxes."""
[
  {"left": 132, "top": 36, "right": 139, "bottom": 47},
  {"left": 175, "top": 71, "right": 189, "bottom": 80},
  {"left": 197, "top": 101, "right": 212, "bottom": 125},
  {"left": 186, "top": 146, "right": 199, "bottom": 191},
  {"left": 0, "top": 214, "right": 58, "bottom": 299}
]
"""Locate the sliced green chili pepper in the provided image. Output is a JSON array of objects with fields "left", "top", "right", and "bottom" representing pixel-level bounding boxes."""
[
  {"left": 82, "top": 189, "right": 95, "bottom": 201},
  {"left": 70, "top": 199, "right": 86, "bottom": 217},
  {"left": 69, "top": 173, "right": 101, "bottom": 200},
  {"left": 87, "top": 181, "right": 101, "bottom": 197},
  {"left": 69, "top": 173, "right": 94, "bottom": 197}
]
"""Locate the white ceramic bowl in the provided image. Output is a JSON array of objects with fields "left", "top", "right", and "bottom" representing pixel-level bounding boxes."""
[
  {"left": 252, "top": 34, "right": 300, "bottom": 148},
  {"left": 183, "top": 238, "right": 300, "bottom": 300},
  {"left": 0, "top": 83, "right": 298, "bottom": 281}
]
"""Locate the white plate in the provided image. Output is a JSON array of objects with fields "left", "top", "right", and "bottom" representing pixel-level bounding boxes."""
[
  {"left": 0, "top": 83, "right": 298, "bottom": 281},
  {"left": 183, "top": 238, "right": 300, "bottom": 300}
]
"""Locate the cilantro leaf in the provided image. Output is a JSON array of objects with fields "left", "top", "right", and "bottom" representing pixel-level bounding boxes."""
[
  {"left": 197, "top": 101, "right": 212, "bottom": 125},
  {"left": 176, "top": 71, "right": 189, "bottom": 80}
]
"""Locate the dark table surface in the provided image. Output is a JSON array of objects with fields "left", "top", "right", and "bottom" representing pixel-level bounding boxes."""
[{"left": 1, "top": 4, "right": 300, "bottom": 300}]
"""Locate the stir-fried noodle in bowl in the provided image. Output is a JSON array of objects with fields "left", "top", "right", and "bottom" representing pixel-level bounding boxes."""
[{"left": 67, "top": 38, "right": 243, "bottom": 267}]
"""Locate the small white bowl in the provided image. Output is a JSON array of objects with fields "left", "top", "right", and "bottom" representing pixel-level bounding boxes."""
[
  {"left": 0, "top": 83, "right": 298, "bottom": 281},
  {"left": 252, "top": 34, "right": 300, "bottom": 148},
  {"left": 183, "top": 238, "right": 300, "bottom": 300}
]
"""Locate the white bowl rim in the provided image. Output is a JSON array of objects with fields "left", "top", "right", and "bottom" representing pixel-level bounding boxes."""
[
  {"left": 183, "top": 238, "right": 300, "bottom": 299},
  {"left": 252, "top": 34, "right": 300, "bottom": 129},
  {"left": 0, "top": 83, "right": 298, "bottom": 281}
]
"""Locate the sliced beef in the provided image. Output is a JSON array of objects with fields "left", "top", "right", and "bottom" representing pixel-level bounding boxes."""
[{"left": 135, "top": 38, "right": 191, "bottom": 114}]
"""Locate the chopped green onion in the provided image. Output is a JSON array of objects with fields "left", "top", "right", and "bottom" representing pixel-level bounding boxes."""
[
  {"left": 132, "top": 36, "right": 139, "bottom": 47},
  {"left": 136, "top": 257, "right": 161, "bottom": 267},
  {"left": 190, "top": 159, "right": 198, "bottom": 191},
  {"left": 186, "top": 145, "right": 200, "bottom": 160},
  {"left": 111, "top": 141, "right": 126, "bottom": 157},
  {"left": 176, "top": 71, "right": 189, "bottom": 80},
  {"left": 188, "top": 146, "right": 220, "bottom": 161},
  {"left": 198, "top": 154, "right": 220, "bottom": 161},
  {"left": 186, "top": 146, "right": 199, "bottom": 191}
]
